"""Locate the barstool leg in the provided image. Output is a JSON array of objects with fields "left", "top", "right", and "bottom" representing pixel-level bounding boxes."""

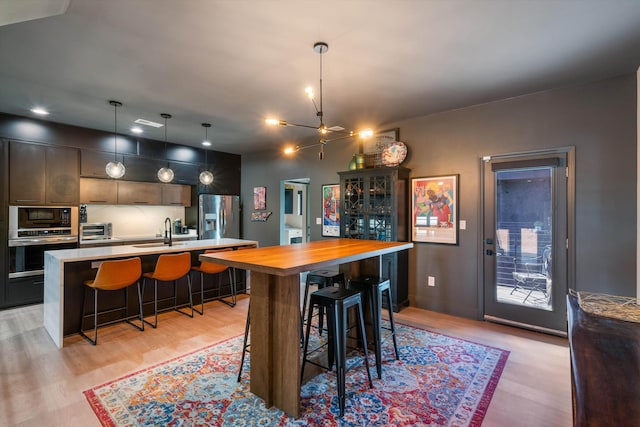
[
  {"left": 174, "top": 276, "right": 195, "bottom": 318},
  {"left": 384, "top": 288, "right": 399, "bottom": 360},
  {"left": 79, "top": 287, "right": 99, "bottom": 345},
  {"left": 193, "top": 272, "right": 204, "bottom": 315},
  {"left": 220, "top": 269, "right": 237, "bottom": 307},
  {"left": 335, "top": 302, "right": 346, "bottom": 417},
  {"left": 300, "top": 298, "right": 316, "bottom": 382},
  {"left": 237, "top": 302, "right": 251, "bottom": 382},
  {"left": 371, "top": 286, "right": 383, "bottom": 379},
  {"left": 355, "top": 299, "right": 373, "bottom": 388}
]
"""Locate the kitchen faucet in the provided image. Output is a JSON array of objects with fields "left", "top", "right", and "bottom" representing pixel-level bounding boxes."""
[{"left": 164, "top": 217, "right": 172, "bottom": 246}]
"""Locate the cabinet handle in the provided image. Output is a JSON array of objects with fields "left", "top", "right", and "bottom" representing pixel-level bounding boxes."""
[
  {"left": 89, "top": 200, "right": 107, "bottom": 203},
  {"left": 50, "top": 201, "right": 73, "bottom": 204},
  {"left": 134, "top": 201, "right": 149, "bottom": 204},
  {"left": 15, "top": 199, "right": 40, "bottom": 202}
]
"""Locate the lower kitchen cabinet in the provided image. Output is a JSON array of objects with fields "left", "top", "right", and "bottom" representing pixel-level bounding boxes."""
[{"left": 5, "top": 275, "right": 44, "bottom": 307}]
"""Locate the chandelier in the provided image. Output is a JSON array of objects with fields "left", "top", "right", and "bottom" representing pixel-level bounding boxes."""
[{"left": 265, "top": 42, "right": 372, "bottom": 160}]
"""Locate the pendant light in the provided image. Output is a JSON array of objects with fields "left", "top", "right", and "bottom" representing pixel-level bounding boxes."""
[
  {"left": 157, "top": 113, "right": 174, "bottom": 183},
  {"left": 105, "top": 100, "right": 126, "bottom": 178},
  {"left": 265, "top": 42, "right": 373, "bottom": 160},
  {"left": 199, "top": 123, "right": 214, "bottom": 185}
]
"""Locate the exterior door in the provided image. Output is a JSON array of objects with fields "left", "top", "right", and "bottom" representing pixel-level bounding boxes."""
[{"left": 482, "top": 151, "right": 570, "bottom": 334}]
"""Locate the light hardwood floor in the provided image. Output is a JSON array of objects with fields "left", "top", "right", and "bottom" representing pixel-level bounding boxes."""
[{"left": 0, "top": 294, "right": 572, "bottom": 426}]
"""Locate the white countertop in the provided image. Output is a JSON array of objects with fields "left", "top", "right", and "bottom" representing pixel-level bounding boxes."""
[
  {"left": 46, "top": 238, "right": 259, "bottom": 263},
  {"left": 79, "top": 233, "right": 196, "bottom": 246}
]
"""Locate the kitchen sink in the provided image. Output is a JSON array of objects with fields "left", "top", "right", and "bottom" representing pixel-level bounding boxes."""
[{"left": 132, "top": 242, "right": 188, "bottom": 248}]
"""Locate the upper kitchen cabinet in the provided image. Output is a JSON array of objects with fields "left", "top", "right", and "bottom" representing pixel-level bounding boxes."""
[
  {"left": 9, "top": 141, "right": 79, "bottom": 206},
  {"left": 117, "top": 181, "right": 162, "bottom": 205},
  {"left": 161, "top": 184, "right": 191, "bottom": 206},
  {"left": 79, "top": 178, "right": 118, "bottom": 204},
  {"left": 121, "top": 156, "right": 164, "bottom": 183},
  {"left": 81, "top": 150, "right": 124, "bottom": 178}
]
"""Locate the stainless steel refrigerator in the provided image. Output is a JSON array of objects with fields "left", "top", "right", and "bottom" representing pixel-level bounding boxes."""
[{"left": 198, "top": 195, "right": 240, "bottom": 239}]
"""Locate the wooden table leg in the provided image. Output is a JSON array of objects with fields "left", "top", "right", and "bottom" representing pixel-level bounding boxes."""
[{"left": 249, "top": 272, "right": 301, "bottom": 418}]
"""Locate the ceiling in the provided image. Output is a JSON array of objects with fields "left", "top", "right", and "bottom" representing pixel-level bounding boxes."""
[{"left": 1, "top": 0, "right": 639, "bottom": 155}]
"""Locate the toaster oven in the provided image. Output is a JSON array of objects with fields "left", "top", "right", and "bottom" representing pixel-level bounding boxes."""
[{"left": 80, "top": 222, "right": 113, "bottom": 241}]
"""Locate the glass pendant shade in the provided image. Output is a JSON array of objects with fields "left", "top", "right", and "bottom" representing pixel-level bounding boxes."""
[
  {"left": 106, "top": 100, "right": 125, "bottom": 178},
  {"left": 157, "top": 166, "right": 174, "bottom": 183},
  {"left": 199, "top": 122, "right": 213, "bottom": 185},
  {"left": 199, "top": 170, "right": 214, "bottom": 185},
  {"left": 105, "top": 161, "right": 126, "bottom": 179},
  {"left": 157, "top": 113, "right": 174, "bottom": 183}
]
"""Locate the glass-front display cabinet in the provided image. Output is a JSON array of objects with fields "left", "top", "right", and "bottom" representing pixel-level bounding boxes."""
[{"left": 338, "top": 166, "right": 410, "bottom": 311}]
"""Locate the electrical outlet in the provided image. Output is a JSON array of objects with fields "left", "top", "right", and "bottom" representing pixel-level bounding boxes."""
[{"left": 428, "top": 276, "right": 435, "bottom": 287}]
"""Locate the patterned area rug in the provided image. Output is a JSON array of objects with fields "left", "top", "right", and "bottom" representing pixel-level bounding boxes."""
[{"left": 84, "top": 322, "right": 509, "bottom": 426}]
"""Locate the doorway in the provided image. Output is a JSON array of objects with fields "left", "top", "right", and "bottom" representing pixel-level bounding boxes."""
[
  {"left": 482, "top": 149, "right": 574, "bottom": 334},
  {"left": 280, "top": 178, "right": 310, "bottom": 245}
]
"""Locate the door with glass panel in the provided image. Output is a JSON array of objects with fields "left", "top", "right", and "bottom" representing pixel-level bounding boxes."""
[{"left": 482, "top": 152, "right": 570, "bottom": 333}]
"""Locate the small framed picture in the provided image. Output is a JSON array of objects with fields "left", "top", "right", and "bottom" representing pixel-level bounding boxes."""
[
  {"left": 411, "top": 175, "right": 459, "bottom": 244},
  {"left": 321, "top": 183, "right": 340, "bottom": 237},
  {"left": 253, "top": 186, "right": 266, "bottom": 210}
]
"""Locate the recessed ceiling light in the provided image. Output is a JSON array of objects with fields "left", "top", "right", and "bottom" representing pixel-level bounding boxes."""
[
  {"left": 202, "top": 141, "right": 212, "bottom": 146},
  {"left": 130, "top": 126, "right": 143, "bottom": 134},
  {"left": 30, "top": 107, "right": 49, "bottom": 115},
  {"left": 134, "top": 118, "right": 164, "bottom": 128}
]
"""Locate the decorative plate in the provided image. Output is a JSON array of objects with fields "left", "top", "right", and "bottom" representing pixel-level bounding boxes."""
[{"left": 381, "top": 141, "right": 407, "bottom": 166}]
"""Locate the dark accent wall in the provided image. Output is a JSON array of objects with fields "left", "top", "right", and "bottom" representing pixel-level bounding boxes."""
[{"left": 242, "top": 74, "right": 637, "bottom": 320}]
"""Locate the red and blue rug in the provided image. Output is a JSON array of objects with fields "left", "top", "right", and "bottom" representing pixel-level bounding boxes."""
[{"left": 84, "top": 322, "right": 508, "bottom": 426}]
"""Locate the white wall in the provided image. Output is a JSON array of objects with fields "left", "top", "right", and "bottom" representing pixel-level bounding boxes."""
[{"left": 84, "top": 205, "right": 185, "bottom": 238}]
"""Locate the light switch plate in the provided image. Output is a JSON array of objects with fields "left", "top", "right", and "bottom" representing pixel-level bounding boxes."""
[
  {"left": 459, "top": 220, "right": 466, "bottom": 230},
  {"left": 316, "top": 217, "right": 321, "bottom": 225}
]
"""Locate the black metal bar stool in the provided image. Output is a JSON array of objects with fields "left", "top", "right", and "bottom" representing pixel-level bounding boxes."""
[
  {"left": 301, "top": 286, "right": 373, "bottom": 418},
  {"left": 348, "top": 275, "right": 399, "bottom": 379},
  {"left": 302, "top": 270, "right": 345, "bottom": 336}
]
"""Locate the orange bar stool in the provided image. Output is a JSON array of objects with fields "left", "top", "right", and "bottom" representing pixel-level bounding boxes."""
[
  {"left": 79, "top": 257, "right": 144, "bottom": 345},
  {"left": 142, "top": 252, "right": 193, "bottom": 328},
  {"left": 191, "top": 248, "right": 236, "bottom": 313}
]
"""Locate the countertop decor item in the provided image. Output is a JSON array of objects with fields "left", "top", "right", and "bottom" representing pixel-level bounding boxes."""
[
  {"left": 105, "top": 100, "right": 125, "bottom": 179},
  {"left": 266, "top": 42, "right": 374, "bottom": 160},
  {"left": 157, "top": 113, "right": 174, "bottom": 183}
]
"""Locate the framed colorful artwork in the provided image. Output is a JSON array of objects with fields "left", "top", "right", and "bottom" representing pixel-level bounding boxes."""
[
  {"left": 253, "top": 186, "right": 266, "bottom": 210},
  {"left": 321, "top": 183, "right": 340, "bottom": 237},
  {"left": 411, "top": 174, "right": 459, "bottom": 244}
]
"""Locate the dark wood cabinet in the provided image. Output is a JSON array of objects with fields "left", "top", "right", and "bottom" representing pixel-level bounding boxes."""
[
  {"left": 45, "top": 145, "right": 79, "bottom": 205},
  {"left": 161, "top": 184, "right": 191, "bottom": 206},
  {"left": 339, "top": 167, "right": 410, "bottom": 311},
  {"left": 81, "top": 150, "right": 125, "bottom": 178},
  {"left": 9, "top": 141, "right": 46, "bottom": 205},
  {"left": 5, "top": 275, "right": 45, "bottom": 306},
  {"left": 117, "top": 181, "right": 162, "bottom": 205},
  {"left": 80, "top": 178, "right": 118, "bottom": 204},
  {"left": 9, "top": 141, "right": 79, "bottom": 206}
]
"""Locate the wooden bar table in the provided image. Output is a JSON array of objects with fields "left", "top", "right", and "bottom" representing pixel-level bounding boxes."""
[{"left": 199, "top": 238, "right": 413, "bottom": 418}]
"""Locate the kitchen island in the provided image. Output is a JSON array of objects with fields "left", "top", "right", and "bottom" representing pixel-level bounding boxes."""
[{"left": 44, "top": 238, "right": 258, "bottom": 348}]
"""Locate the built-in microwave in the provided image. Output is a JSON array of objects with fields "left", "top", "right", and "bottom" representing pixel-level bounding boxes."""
[
  {"left": 80, "top": 222, "right": 113, "bottom": 241},
  {"left": 8, "top": 206, "right": 78, "bottom": 241}
]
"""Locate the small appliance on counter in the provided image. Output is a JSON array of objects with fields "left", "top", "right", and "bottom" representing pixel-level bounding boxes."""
[
  {"left": 80, "top": 222, "right": 113, "bottom": 241},
  {"left": 79, "top": 204, "right": 87, "bottom": 223}
]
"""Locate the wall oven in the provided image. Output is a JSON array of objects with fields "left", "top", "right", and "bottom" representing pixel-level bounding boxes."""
[{"left": 8, "top": 206, "right": 78, "bottom": 278}]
